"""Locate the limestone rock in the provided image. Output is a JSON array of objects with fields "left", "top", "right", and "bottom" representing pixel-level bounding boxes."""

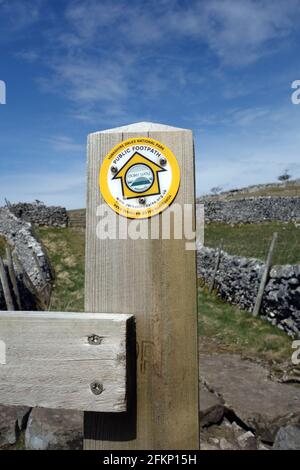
[
  {"left": 25, "top": 408, "right": 83, "bottom": 450},
  {"left": 200, "top": 353, "right": 300, "bottom": 443},
  {"left": 0, "top": 405, "right": 30, "bottom": 447},
  {"left": 197, "top": 246, "right": 300, "bottom": 337},
  {"left": 199, "top": 384, "right": 224, "bottom": 427},
  {"left": 9, "top": 201, "right": 68, "bottom": 228},
  {"left": 197, "top": 196, "right": 300, "bottom": 225},
  {"left": 273, "top": 425, "right": 300, "bottom": 450}
]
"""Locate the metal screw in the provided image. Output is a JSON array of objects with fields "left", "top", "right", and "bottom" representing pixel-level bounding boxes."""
[
  {"left": 111, "top": 165, "right": 118, "bottom": 174},
  {"left": 160, "top": 157, "right": 167, "bottom": 166},
  {"left": 88, "top": 334, "right": 102, "bottom": 345},
  {"left": 90, "top": 382, "right": 104, "bottom": 395},
  {"left": 139, "top": 197, "right": 146, "bottom": 205}
]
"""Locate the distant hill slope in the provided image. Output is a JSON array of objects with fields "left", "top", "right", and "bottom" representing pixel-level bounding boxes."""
[{"left": 199, "top": 179, "right": 300, "bottom": 201}]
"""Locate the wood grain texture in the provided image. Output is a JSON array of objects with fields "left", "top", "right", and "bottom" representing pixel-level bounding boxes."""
[
  {"left": 0, "top": 311, "right": 133, "bottom": 412},
  {"left": 84, "top": 122, "right": 199, "bottom": 450}
]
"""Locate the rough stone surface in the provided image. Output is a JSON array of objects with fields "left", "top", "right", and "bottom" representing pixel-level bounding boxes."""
[
  {"left": 197, "top": 246, "right": 300, "bottom": 337},
  {"left": 9, "top": 201, "right": 68, "bottom": 227},
  {"left": 273, "top": 425, "right": 300, "bottom": 450},
  {"left": 200, "top": 353, "right": 300, "bottom": 443},
  {"left": 200, "top": 418, "right": 259, "bottom": 450},
  {"left": 197, "top": 196, "right": 300, "bottom": 224},
  {"left": 0, "top": 405, "right": 30, "bottom": 447},
  {"left": 0, "top": 207, "right": 52, "bottom": 309},
  {"left": 25, "top": 408, "right": 83, "bottom": 450},
  {"left": 200, "top": 384, "right": 224, "bottom": 427},
  {"left": 0, "top": 208, "right": 52, "bottom": 289}
]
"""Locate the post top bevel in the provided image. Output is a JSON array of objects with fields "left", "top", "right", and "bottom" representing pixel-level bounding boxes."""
[{"left": 89, "top": 121, "right": 191, "bottom": 136}]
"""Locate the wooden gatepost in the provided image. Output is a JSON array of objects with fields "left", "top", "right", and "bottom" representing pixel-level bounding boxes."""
[
  {"left": 0, "top": 121, "right": 199, "bottom": 451},
  {"left": 84, "top": 122, "right": 199, "bottom": 450}
]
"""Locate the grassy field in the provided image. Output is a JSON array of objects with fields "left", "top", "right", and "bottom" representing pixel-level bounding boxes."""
[
  {"left": 198, "top": 287, "right": 292, "bottom": 363},
  {"left": 36, "top": 226, "right": 294, "bottom": 364},
  {"left": 36, "top": 227, "right": 85, "bottom": 312},
  {"left": 204, "top": 222, "right": 300, "bottom": 265}
]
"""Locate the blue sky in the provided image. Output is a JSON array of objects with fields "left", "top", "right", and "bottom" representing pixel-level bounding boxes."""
[{"left": 1, "top": 0, "right": 300, "bottom": 208}]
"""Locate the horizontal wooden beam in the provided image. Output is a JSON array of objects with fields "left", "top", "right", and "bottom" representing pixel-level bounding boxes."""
[{"left": 0, "top": 312, "right": 134, "bottom": 412}]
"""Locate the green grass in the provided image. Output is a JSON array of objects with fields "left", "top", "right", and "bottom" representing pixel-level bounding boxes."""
[
  {"left": 0, "top": 236, "right": 7, "bottom": 258},
  {"left": 198, "top": 287, "right": 293, "bottom": 363},
  {"left": 36, "top": 226, "right": 294, "bottom": 365},
  {"left": 36, "top": 227, "right": 85, "bottom": 312},
  {"left": 204, "top": 222, "right": 300, "bottom": 265}
]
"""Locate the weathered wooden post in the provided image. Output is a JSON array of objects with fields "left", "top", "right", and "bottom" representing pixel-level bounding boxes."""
[{"left": 84, "top": 122, "right": 199, "bottom": 450}]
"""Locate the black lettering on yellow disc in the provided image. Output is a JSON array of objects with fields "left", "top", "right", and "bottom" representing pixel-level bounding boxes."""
[{"left": 99, "top": 137, "right": 181, "bottom": 219}]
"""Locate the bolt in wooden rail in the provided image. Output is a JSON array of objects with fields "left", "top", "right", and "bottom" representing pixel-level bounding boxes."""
[{"left": 0, "top": 312, "right": 134, "bottom": 412}]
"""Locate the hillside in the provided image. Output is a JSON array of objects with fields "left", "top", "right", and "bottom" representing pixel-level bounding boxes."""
[{"left": 199, "top": 179, "right": 300, "bottom": 201}]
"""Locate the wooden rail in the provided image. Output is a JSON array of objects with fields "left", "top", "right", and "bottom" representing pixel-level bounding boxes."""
[{"left": 0, "top": 311, "right": 134, "bottom": 412}]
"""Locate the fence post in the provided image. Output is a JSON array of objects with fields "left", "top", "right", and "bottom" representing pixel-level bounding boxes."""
[
  {"left": 253, "top": 232, "right": 278, "bottom": 317},
  {"left": 83, "top": 122, "right": 199, "bottom": 450},
  {"left": 208, "top": 240, "right": 223, "bottom": 293}
]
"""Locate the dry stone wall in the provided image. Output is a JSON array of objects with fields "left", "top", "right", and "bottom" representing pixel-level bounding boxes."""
[
  {"left": 197, "top": 245, "right": 300, "bottom": 337},
  {"left": 9, "top": 201, "right": 68, "bottom": 227},
  {"left": 198, "top": 197, "right": 300, "bottom": 224},
  {"left": 0, "top": 207, "right": 52, "bottom": 309}
]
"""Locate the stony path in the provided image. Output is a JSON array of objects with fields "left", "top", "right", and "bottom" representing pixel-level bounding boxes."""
[
  {"left": 200, "top": 353, "right": 300, "bottom": 450},
  {"left": 1, "top": 351, "right": 300, "bottom": 450}
]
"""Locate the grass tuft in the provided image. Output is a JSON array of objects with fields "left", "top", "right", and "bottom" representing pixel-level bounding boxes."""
[
  {"left": 198, "top": 287, "right": 293, "bottom": 363},
  {"left": 36, "top": 227, "right": 85, "bottom": 312}
]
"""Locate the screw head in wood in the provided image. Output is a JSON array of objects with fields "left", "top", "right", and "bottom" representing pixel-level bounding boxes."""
[
  {"left": 88, "top": 334, "right": 102, "bottom": 345},
  {"left": 160, "top": 157, "right": 167, "bottom": 166},
  {"left": 90, "top": 382, "right": 104, "bottom": 395},
  {"left": 139, "top": 197, "right": 146, "bottom": 205},
  {"left": 111, "top": 165, "right": 118, "bottom": 174}
]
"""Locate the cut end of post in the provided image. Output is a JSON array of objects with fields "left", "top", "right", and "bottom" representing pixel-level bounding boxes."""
[{"left": 89, "top": 121, "right": 191, "bottom": 136}]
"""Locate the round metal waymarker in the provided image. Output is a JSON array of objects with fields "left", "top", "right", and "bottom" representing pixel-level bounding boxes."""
[{"left": 99, "top": 137, "right": 181, "bottom": 219}]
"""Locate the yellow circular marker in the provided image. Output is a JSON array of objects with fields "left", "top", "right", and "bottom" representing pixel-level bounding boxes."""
[{"left": 99, "top": 137, "right": 181, "bottom": 219}]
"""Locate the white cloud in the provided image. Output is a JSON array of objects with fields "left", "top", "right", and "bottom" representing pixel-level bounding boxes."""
[
  {"left": 168, "top": 0, "right": 300, "bottom": 66},
  {"left": 0, "top": 167, "right": 86, "bottom": 209},
  {"left": 0, "top": 0, "right": 43, "bottom": 32},
  {"left": 44, "top": 135, "right": 85, "bottom": 153},
  {"left": 196, "top": 103, "right": 300, "bottom": 194},
  {"left": 16, "top": 50, "right": 39, "bottom": 62}
]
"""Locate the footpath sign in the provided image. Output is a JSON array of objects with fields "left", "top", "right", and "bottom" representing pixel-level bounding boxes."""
[
  {"left": 84, "top": 122, "right": 199, "bottom": 450},
  {"left": 0, "top": 121, "right": 199, "bottom": 451}
]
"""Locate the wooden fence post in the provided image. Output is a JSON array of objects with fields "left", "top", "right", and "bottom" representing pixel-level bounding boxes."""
[
  {"left": 253, "top": 232, "right": 278, "bottom": 317},
  {"left": 208, "top": 240, "right": 223, "bottom": 294},
  {"left": 84, "top": 122, "right": 199, "bottom": 450}
]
